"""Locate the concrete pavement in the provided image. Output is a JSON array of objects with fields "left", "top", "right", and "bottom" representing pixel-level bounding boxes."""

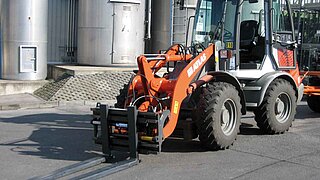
[
  {"left": 0, "top": 93, "right": 115, "bottom": 111},
  {"left": 0, "top": 102, "right": 319, "bottom": 180}
]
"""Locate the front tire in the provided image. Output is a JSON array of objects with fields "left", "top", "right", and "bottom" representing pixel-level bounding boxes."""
[
  {"left": 196, "top": 82, "right": 241, "bottom": 150},
  {"left": 307, "top": 95, "right": 320, "bottom": 113},
  {"left": 254, "top": 79, "right": 297, "bottom": 134}
]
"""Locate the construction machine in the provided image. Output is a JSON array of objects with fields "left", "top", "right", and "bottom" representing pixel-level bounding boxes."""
[
  {"left": 294, "top": 4, "right": 320, "bottom": 113},
  {"left": 91, "top": 0, "right": 303, "bottom": 160},
  {"left": 301, "top": 71, "right": 320, "bottom": 113}
]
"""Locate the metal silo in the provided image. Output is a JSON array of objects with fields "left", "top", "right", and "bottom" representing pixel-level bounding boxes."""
[
  {"left": 151, "top": 0, "right": 196, "bottom": 53},
  {"left": 0, "top": 0, "right": 48, "bottom": 80},
  {"left": 77, "top": 0, "right": 145, "bottom": 66},
  {"left": 150, "top": 0, "right": 172, "bottom": 53}
]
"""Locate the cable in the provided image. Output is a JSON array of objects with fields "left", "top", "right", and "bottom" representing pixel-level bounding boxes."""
[
  {"left": 128, "top": 74, "right": 136, "bottom": 105},
  {"left": 131, "top": 95, "right": 170, "bottom": 112},
  {"left": 129, "top": 73, "right": 170, "bottom": 112}
]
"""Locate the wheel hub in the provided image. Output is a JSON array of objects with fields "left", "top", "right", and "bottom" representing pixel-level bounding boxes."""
[
  {"left": 275, "top": 98, "right": 285, "bottom": 115},
  {"left": 274, "top": 93, "right": 291, "bottom": 123},
  {"left": 222, "top": 108, "right": 230, "bottom": 125},
  {"left": 220, "top": 99, "right": 237, "bottom": 136}
]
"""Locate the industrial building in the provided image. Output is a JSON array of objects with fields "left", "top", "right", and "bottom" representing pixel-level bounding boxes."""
[
  {"left": 0, "top": 0, "right": 319, "bottom": 97},
  {"left": 0, "top": 0, "right": 196, "bottom": 81}
]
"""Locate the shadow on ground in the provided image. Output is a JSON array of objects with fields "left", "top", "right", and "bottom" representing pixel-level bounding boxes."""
[
  {"left": 162, "top": 138, "right": 205, "bottom": 152},
  {"left": 0, "top": 112, "right": 274, "bottom": 158},
  {"left": 239, "top": 122, "right": 264, "bottom": 135},
  {"left": 0, "top": 104, "right": 315, "bottom": 161},
  {"left": 295, "top": 104, "right": 320, "bottom": 119},
  {"left": 0, "top": 113, "right": 100, "bottom": 162}
]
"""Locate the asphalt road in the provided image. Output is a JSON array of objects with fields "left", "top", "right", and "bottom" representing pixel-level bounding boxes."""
[{"left": 0, "top": 102, "right": 319, "bottom": 180}]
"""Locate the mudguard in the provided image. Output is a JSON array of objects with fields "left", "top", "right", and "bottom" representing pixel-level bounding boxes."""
[
  {"left": 207, "top": 71, "right": 247, "bottom": 115},
  {"left": 243, "top": 71, "right": 299, "bottom": 108}
]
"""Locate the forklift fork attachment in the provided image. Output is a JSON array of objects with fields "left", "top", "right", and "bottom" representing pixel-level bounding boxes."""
[
  {"left": 100, "top": 105, "right": 138, "bottom": 159},
  {"left": 91, "top": 104, "right": 170, "bottom": 159}
]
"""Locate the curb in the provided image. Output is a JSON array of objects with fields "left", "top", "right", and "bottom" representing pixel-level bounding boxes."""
[{"left": 0, "top": 100, "right": 116, "bottom": 111}]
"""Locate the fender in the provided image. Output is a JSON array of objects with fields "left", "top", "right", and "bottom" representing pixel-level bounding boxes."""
[
  {"left": 207, "top": 71, "right": 247, "bottom": 115},
  {"left": 244, "top": 71, "right": 299, "bottom": 108}
]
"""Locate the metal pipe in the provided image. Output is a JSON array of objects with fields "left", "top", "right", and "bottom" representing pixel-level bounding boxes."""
[
  {"left": 221, "top": 0, "right": 228, "bottom": 43},
  {"left": 146, "top": 57, "right": 166, "bottom": 61},
  {"left": 143, "top": 54, "right": 167, "bottom": 56},
  {"left": 298, "top": 0, "right": 305, "bottom": 67},
  {"left": 147, "top": 0, "right": 152, "bottom": 39},
  {"left": 67, "top": 0, "right": 71, "bottom": 54},
  {"left": 69, "top": 0, "right": 73, "bottom": 55},
  {"left": 71, "top": 0, "right": 76, "bottom": 54},
  {"left": 170, "top": 0, "right": 174, "bottom": 45},
  {"left": 71, "top": 0, "right": 75, "bottom": 55},
  {"left": 265, "top": 0, "right": 278, "bottom": 68}
]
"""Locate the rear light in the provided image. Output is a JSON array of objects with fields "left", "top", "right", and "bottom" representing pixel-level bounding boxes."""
[{"left": 219, "top": 49, "right": 232, "bottom": 59}]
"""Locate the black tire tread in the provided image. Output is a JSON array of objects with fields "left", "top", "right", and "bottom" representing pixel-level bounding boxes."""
[
  {"left": 196, "top": 82, "right": 241, "bottom": 150},
  {"left": 307, "top": 95, "right": 320, "bottom": 113},
  {"left": 254, "top": 79, "right": 297, "bottom": 134}
]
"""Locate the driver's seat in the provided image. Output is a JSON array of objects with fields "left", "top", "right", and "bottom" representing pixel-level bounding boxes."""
[{"left": 240, "top": 20, "right": 259, "bottom": 50}]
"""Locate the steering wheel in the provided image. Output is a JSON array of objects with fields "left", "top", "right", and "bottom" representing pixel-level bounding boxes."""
[{"left": 190, "top": 42, "right": 206, "bottom": 57}]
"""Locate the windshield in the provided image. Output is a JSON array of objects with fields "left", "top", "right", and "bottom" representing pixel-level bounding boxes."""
[{"left": 192, "top": 0, "right": 237, "bottom": 47}]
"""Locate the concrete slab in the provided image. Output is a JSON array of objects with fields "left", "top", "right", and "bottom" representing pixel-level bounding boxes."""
[
  {"left": 0, "top": 93, "right": 115, "bottom": 111},
  {"left": 0, "top": 94, "right": 59, "bottom": 111},
  {"left": 0, "top": 80, "right": 48, "bottom": 95},
  {"left": 0, "top": 93, "right": 43, "bottom": 105},
  {"left": 48, "top": 64, "right": 138, "bottom": 80}
]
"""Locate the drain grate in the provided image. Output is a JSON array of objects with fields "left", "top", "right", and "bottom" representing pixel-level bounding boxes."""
[{"left": 34, "top": 72, "right": 134, "bottom": 102}]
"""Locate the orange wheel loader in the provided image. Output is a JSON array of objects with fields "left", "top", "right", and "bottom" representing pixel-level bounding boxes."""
[{"left": 91, "top": 0, "right": 303, "bottom": 160}]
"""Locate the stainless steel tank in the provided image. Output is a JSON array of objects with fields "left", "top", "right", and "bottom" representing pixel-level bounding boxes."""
[
  {"left": 0, "top": 0, "right": 48, "bottom": 80},
  {"left": 151, "top": 0, "right": 196, "bottom": 53},
  {"left": 77, "top": 0, "right": 145, "bottom": 66},
  {"left": 151, "top": 0, "right": 172, "bottom": 53}
]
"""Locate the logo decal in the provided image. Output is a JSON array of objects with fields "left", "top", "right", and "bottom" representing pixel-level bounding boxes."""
[{"left": 187, "top": 53, "right": 207, "bottom": 77}]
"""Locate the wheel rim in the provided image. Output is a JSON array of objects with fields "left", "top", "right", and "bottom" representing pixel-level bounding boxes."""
[
  {"left": 274, "top": 92, "right": 291, "bottom": 123},
  {"left": 220, "top": 98, "right": 237, "bottom": 136}
]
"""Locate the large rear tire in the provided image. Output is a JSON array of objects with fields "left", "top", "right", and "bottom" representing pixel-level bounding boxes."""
[
  {"left": 195, "top": 82, "right": 241, "bottom": 150},
  {"left": 254, "top": 79, "right": 297, "bottom": 134},
  {"left": 307, "top": 95, "right": 320, "bottom": 113}
]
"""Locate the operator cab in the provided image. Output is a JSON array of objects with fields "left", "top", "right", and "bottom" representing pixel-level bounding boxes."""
[{"left": 192, "top": 0, "right": 297, "bottom": 79}]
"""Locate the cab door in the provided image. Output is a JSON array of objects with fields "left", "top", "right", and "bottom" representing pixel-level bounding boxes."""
[{"left": 271, "top": 0, "right": 297, "bottom": 69}]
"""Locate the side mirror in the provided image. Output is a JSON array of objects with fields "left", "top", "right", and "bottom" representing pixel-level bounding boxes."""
[{"left": 249, "top": 0, "right": 259, "bottom": 3}]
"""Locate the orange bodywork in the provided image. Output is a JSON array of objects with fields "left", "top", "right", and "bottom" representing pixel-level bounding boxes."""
[
  {"left": 304, "top": 86, "right": 320, "bottom": 95},
  {"left": 286, "top": 65, "right": 301, "bottom": 86},
  {"left": 125, "top": 44, "right": 215, "bottom": 139},
  {"left": 300, "top": 71, "right": 320, "bottom": 96}
]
